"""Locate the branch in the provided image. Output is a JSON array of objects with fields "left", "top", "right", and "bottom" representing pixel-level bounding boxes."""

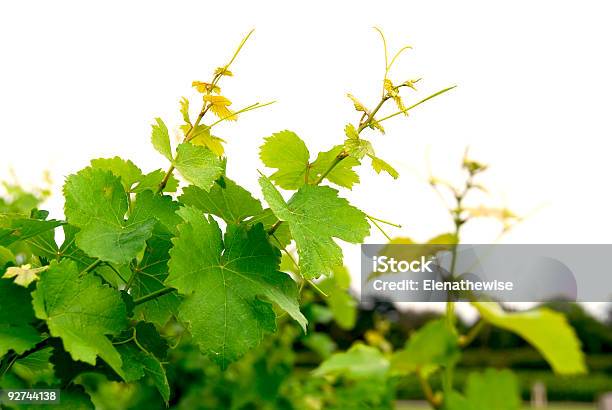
[{"left": 133, "top": 287, "right": 177, "bottom": 306}]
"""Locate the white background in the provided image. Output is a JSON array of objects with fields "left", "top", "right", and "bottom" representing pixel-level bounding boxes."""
[{"left": 1, "top": 1, "right": 611, "bottom": 316}]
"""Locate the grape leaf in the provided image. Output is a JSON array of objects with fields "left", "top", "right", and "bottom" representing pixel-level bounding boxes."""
[
  {"left": 165, "top": 206, "right": 307, "bottom": 368},
  {"left": 27, "top": 386, "right": 94, "bottom": 410},
  {"left": 309, "top": 145, "right": 360, "bottom": 189},
  {"left": 90, "top": 157, "right": 144, "bottom": 191},
  {"left": 151, "top": 117, "right": 173, "bottom": 161},
  {"left": 179, "top": 97, "right": 191, "bottom": 125},
  {"left": 132, "top": 169, "right": 178, "bottom": 193},
  {"left": 2, "top": 264, "right": 47, "bottom": 287},
  {"left": 180, "top": 177, "right": 263, "bottom": 224},
  {"left": 259, "top": 130, "right": 310, "bottom": 190},
  {"left": 369, "top": 154, "right": 399, "bottom": 179},
  {"left": 0, "top": 277, "right": 42, "bottom": 356},
  {"left": 190, "top": 125, "right": 226, "bottom": 156},
  {"left": 132, "top": 228, "right": 181, "bottom": 327},
  {"left": 391, "top": 319, "right": 460, "bottom": 376},
  {"left": 472, "top": 302, "right": 586, "bottom": 375},
  {"left": 116, "top": 322, "right": 170, "bottom": 404},
  {"left": 0, "top": 217, "right": 62, "bottom": 248},
  {"left": 63, "top": 167, "right": 157, "bottom": 264},
  {"left": 31, "top": 260, "right": 128, "bottom": 377},
  {"left": 260, "top": 131, "right": 360, "bottom": 189},
  {"left": 246, "top": 208, "right": 292, "bottom": 249},
  {"left": 317, "top": 266, "right": 357, "bottom": 330},
  {"left": 464, "top": 368, "right": 521, "bottom": 410},
  {"left": 173, "top": 143, "right": 223, "bottom": 191},
  {"left": 259, "top": 176, "right": 370, "bottom": 279},
  {"left": 313, "top": 343, "right": 389, "bottom": 380}
]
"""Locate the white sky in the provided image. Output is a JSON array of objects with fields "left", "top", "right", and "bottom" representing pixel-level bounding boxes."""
[{"left": 1, "top": 1, "right": 611, "bottom": 318}]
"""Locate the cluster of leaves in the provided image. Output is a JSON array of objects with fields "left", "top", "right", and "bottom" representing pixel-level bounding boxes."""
[{"left": 0, "top": 29, "right": 455, "bottom": 408}]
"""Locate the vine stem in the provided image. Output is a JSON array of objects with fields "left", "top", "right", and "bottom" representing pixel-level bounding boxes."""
[
  {"left": 133, "top": 287, "right": 176, "bottom": 306},
  {"left": 417, "top": 368, "right": 442, "bottom": 409},
  {"left": 156, "top": 30, "right": 255, "bottom": 194},
  {"left": 79, "top": 258, "right": 102, "bottom": 276}
]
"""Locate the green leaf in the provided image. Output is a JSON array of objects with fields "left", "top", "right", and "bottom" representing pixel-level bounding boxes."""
[
  {"left": 472, "top": 302, "right": 586, "bottom": 375},
  {"left": 443, "top": 391, "right": 474, "bottom": 410},
  {"left": 369, "top": 155, "right": 399, "bottom": 179},
  {"left": 173, "top": 143, "right": 223, "bottom": 191},
  {"left": 259, "top": 176, "right": 370, "bottom": 279},
  {"left": 246, "top": 208, "right": 292, "bottom": 249},
  {"left": 0, "top": 278, "right": 42, "bottom": 356},
  {"left": 151, "top": 117, "right": 173, "bottom": 161},
  {"left": 166, "top": 206, "right": 307, "bottom": 368},
  {"left": 313, "top": 343, "right": 389, "bottom": 380},
  {"left": 63, "top": 167, "right": 157, "bottom": 264},
  {"left": 90, "top": 157, "right": 144, "bottom": 192},
  {"left": 31, "top": 260, "right": 128, "bottom": 377},
  {"left": 132, "top": 228, "right": 181, "bottom": 327},
  {"left": 116, "top": 322, "right": 170, "bottom": 404},
  {"left": 0, "top": 217, "right": 62, "bottom": 248},
  {"left": 130, "top": 190, "right": 181, "bottom": 236},
  {"left": 259, "top": 130, "right": 310, "bottom": 190},
  {"left": 318, "top": 266, "right": 357, "bottom": 330},
  {"left": 391, "top": 319, "right": 460, "bottom": 376},
  {"left": 132, "top": 169, "right": 178, "bottom": 193},
  {"left": 309, "top": 145, "right": 360, "bottom": 189},
  {"left": 464, "top": 368, "right": 521, "bottom": 410},
  {"left": 26, "top": 386, "right": 94, "bottom": 410},
  {"left": 180, "top": 177, "right": 263, "bottom": 224}
]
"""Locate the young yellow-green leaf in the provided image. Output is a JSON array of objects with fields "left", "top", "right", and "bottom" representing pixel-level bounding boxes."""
[
  {"left": 63, "top": 167, "right": 157, "bottom": 264},
  {"left": 344, "top": 138, "right": 374, "bottom": 160},
  {"left": 346, "top": 93, "right": 369, "bottom": 114},
  {"left": 31, "top": 260, "right": 128, "bottom": 377},
  {"left": 391, "top": 319, "right": 460, "bottom": 376},
  {"left": 369, "top": 155, "right": 399, "bottom": 179},
  {"left": 344, "top": 123, "right": 360, "bottom": 140},
  {"left": 151, "top": 118, "right": 173, "bottom": 161},
  {"left": 192, "top": 81, "right": 220, "bottom": 94},
  {"left": 203, "top": 95, "right": 236, "bottom": 121},
  {"left": 2, "top": 264, "right": 47, "bottom": 287},
  {"left": 313, "top": 343, "right": 389, "bottom": 380},
  {"left": 464, "top": 368, "right": 521, "bottom": 410},
  {"left": 190, "top": 125, "right": 226, "bottom": 156},
  {"left": 180, "top": 178, "right": 263, "bottom": 224},
  {"left": 369, "top": 119, "right": 386, "bottom": 134},
  {"left": 173, "top": 143, "right": 224, "bottom": 191},
  {"left": 0, "top": 277, "right": 43, "bottom": 356},
  {"left": 90, "top": 157, "right": 144, "bottom": 192},
  {"left": 309, "top": 145, "right": 360, "bottom": 189},
  {"left": 259, "top": 176, "right": 370, "bottom": 279},
  {"left": 166, "top": 206, "right": 307, "bottom": 368},
  {"left": 472, "top": 302, "right": 586, "bottom": 375},
  {"left": 179, "top": 97, "right": 191, "bottom": 125},
  {"left": 259, "top": 130, "right": 310, "bottom": 190}
]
